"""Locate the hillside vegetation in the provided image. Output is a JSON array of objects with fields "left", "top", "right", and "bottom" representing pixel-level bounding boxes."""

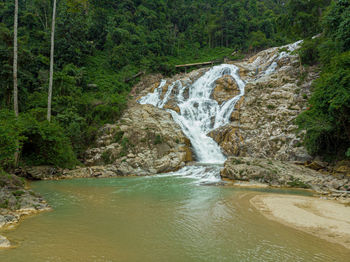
[{"left": 0, "top": 0, "right": 348, "bottom": 170}]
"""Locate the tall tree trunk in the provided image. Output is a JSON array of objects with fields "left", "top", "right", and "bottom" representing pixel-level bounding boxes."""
[
  {"left": 47, "top": 0, "right": 57, "bottom": 122},
  {"left": 13, "top": 0, "right": 19, "bottom": 167},
  {"left": 13, "top": 0, "right": 18, "bottom": 117}
]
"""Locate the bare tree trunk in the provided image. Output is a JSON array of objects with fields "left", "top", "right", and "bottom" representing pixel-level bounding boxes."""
[
  {"left": 13, "top": 0, "right": 19, "bottom": 167},
  {"left": 47, "top": 0, "right": 57, "bottom": 122},
  {"left": 13, "top": 0, "right": 18, "bottom": 117}
]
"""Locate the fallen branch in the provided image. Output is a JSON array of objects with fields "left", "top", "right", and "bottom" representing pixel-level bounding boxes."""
[{"left": 125, "top": 71, "right": 145, "bottom": 83}]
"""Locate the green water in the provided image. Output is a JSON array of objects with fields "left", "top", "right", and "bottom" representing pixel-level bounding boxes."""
[{"left": 0, "top": 175, "right": 349, "bottom": 262}]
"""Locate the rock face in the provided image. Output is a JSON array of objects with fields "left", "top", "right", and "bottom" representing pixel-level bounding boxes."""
[
  {"left": 83, "top": 103, "right": 192, "bottom": 176},
  {"left": 212, "top": 75, "right": 240, "bottom": 104},
  {"left": 79, "top": 69, "right": 217, "bottom": 177},
  {"left": 210, "top": 42, "right": 318, "bottom": 162},
  {"left": 221, "top": 157, "right": 350, "bottom": 201},
  {"left": 15, "top": 166, "right": 63, "bottom": 180},
  {"left": 49, "top": 41, "right": 327, "bottom": 179}
]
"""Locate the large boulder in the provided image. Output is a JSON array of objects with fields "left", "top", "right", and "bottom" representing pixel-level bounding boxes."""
[
  {"left": 84, "top": 104, "right": 192, "bottom": 176},
  {"left": 0, "top": 172, "right": 50, "bottom": 234},
  {"left": 212, "top": 75, "right": 240, "bottom": 104}
]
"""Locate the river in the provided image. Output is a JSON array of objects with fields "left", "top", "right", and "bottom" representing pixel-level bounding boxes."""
[{"left": 1, "top": 173, "right": 349, "bottom": 262}]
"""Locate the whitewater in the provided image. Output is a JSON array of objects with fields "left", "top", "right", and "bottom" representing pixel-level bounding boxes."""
[{"left": 139, "top": 64, "right": 245, "bottom": 182}]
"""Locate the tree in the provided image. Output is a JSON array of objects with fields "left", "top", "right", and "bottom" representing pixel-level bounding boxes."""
[
  {"left": 47, "top": 0, "right": 57, "bottom": 122},
  {"left": 13, "top": 0, "right": 18, "bottom": 117},
  {"left": 13, "top": 0, "right": 20, "bottom": 167}
]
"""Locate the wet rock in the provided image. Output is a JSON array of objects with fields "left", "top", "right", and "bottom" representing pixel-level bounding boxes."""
[
  {"left": 0, "top": 173, "right": 50, "bottom": 231},
  {"left": 0, "top": 235, "right": 10, "bottom": 248},
  {"left": 212, "top": 75, "right": 240, "bottom": 104},
  {"left": 15, "top": 166, "right": 62, "bottom": 180},
  {"left": 209, "top": 42, "right": 318, "bottom": 161},
  {"left": 208, "top": 125, "right": 243, "bottom": 156}
]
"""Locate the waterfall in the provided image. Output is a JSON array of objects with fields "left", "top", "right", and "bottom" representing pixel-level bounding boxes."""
[{"left": 139, "top": 64, "right": 245, "bottom": 182}]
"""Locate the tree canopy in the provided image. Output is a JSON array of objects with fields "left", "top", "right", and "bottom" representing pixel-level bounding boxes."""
[{"left": 0, "top": 0, "right": 344, "bottom": 168}]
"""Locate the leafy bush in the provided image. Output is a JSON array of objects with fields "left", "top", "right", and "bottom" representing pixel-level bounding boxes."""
[
  {"left": 154, "top": 134, "right": 163, "bottom": 145},
  {"left": 299, "top": 38, "right": 320, "bottom": 65},
  {"left": 346, "top": 148, "right": 350, "bottom": 158},
  {"left": 19, "top": 114, "right": 77, "bottom": 168},
  {"left": 297, "top": 52, "right": 350, "bottom": 157},
  {"left": 101, "top": 150, "right": 113, "bottom": 164},
  {"left": 287, "top": 178, "right": 311, "bottom": 189},
  {"left": 0, "top": 110, "right": 25, "bottom": 169}
]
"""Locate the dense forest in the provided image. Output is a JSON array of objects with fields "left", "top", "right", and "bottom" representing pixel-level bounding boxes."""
[{"left": 0, "top": 0, "right": 349, "bottom": 171}]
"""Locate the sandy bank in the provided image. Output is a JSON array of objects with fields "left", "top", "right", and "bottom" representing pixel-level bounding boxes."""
[{"left": 250, "top": 194, "right": 350, "bottom": 250}]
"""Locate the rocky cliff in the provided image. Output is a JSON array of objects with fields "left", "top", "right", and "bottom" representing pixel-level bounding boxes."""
[
  {"left": 209, "top": 42, "right": 318, "bottom": 161},
  {"left": 77, "top": 42, "right": 315, "bottom": 177},
  {"left": 68, "top": 72, "right": 205, "bottom": 177},
  {"left": 66, "top": 41, "right": 349, "bottom": 195}
]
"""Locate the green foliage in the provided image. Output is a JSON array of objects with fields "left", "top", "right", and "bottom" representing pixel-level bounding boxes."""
[
  {"left": 153, "top": 134, "right": 163, "bottom": 145},
  {"left": 20, "top": 114, "right": 77, "bottom": 168},
  {"left": 114, "top": 129, "right": 125, "bottom": 144},
  {"left": 12, "top": 190, "right": 25, "bottom": 197},
  {"left": 0, "top": 0, "right": 343, "bottom": 168},
  {"left": 346, "top": 148, "right": 350, "bottom": 158},
  {"left": 299, "top": 38, "right": 320, "bottom": 65},
  {"left": 296, "top": 2, "right": 350, "bottom": 160},
  {"left": 287, "top": 178, "right": 311, "bottom": 189},
  {"left": 323, "top": 0, "right": 350, "bottom": 52},
  {"left": 297, "top": 52, "right": 350, "bottom": 157},
  {"left": 0, "top": 110, "right": 25, "bottom": 169},
  {"left": 101, "top": 150, "right": 113, "bottom": 164},
  {"left": 119, "top": 137, "right": 131, "bottom": 157}
]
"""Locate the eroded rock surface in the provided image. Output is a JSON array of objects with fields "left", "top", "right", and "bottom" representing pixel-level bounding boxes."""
[
  {"left": 82, "top": 103, "right": 192, "bottom": 176},
  {"left": 210, "top": 42, "right": 318, "bottom": 161},
  {"left": 0, "top": 173, "right": 50, "bottom": 247},
  {"left": 212, "top": 75, "right": 240, "bottom": 104},
  {"left": 221, "top": 157, "right": 350, "bottom": 202},
  {"left": 59, "top": 41, "right": 327, "bottom": 178}
]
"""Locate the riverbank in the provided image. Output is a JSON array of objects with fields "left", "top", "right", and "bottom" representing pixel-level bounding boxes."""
[
  {"left": 221, "top": 156, "right": 350, "bottom": 203},
  {"left": 250, "top": 194, "right": 350, "bottom": 250},
  {"left": 0, "top": 172, "right": 50, "bottom": 248}
]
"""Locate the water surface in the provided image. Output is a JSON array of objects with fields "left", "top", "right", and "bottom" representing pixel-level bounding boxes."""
[{"left": 0, "top": 175, "right": 349, "bottom": 262}]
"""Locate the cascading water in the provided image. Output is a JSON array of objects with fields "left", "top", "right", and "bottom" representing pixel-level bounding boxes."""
[
  {"left": 264, "top": 40, "right": 303, "bottom": 76},
  {"left": 139, "top": 64, "right": 245, "bottom": 183}
]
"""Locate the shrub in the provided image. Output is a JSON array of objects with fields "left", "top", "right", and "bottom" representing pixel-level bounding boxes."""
[
  {"left": 287, "top": 178, "right": 311, "bottom": 189},
  {"left": 101, "top": 150, "right": 113, "bottom": 164},
  {"left": 20, "top": 114, "right": 77, "bottom": 168},
  {"left": 154, "top": 134, "right": 163, "bottom": 145},
  {"left": 299, "top": 38, "right": 320, "bottom": 65},
  {"left": 0, "top": 110, "right": 25, "bottom": 169},
  {"left": 297, "top": 52, "right": 350, "bottom": 157}
]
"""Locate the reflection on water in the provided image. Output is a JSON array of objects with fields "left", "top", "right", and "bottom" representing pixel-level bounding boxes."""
[{"left": 0, "top": 175, "right": 349, "bottom": 262}]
